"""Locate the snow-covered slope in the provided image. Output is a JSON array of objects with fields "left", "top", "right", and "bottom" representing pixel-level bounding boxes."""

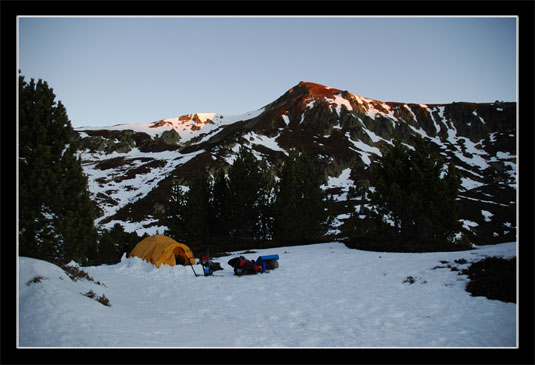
[
  {"left": 74, "top": 81, "right": 516, "bottom": 244},
  {"left": 75, "top": 108, "right": 265, "bottom": 230},
  {"left": 76, "top": 109, "right": 265, "bottom": 142},
  {"left": 18, "top": 242, "right": 516, "bottom": 347}
]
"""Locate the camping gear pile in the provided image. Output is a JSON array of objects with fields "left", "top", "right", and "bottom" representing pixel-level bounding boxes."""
[
  {"left": 199, "top": 256, "right": 223, "bottom": 276},
  {"left": 128, "top": 235, "right": 279, "bottom": 277},
  {"left": 228, "top": 254, "right": 280, "bottom": 276}
]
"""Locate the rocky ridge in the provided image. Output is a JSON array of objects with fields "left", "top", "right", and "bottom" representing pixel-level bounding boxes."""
[{"left": 75, "top": 81, "right": 516, "bottom": 245}]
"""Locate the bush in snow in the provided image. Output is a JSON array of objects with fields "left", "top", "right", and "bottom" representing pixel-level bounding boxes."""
[
  {"left": 97, "top": 294, "right": 111, "bottom": 307},
  {"left": 84, "top": 290, "right": 111, "bottom": 307},
  {"left": 462, "top": 256, "right": 516, "bottom": 303},
  {"left": 62, "top": 264, "right": 95, "bottom": 282},
  {"left": 62, "top": 264, "right": 106, "bottom": 287},
  {"left": 84, "top": 289, "right": 96, "bottom": 299},
  {"left": 26, "top": 275, "right": 45, "bottom": 286}
]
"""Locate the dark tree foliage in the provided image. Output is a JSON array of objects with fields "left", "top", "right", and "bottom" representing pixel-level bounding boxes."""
[
  {"left": 165, "top": 178, "right": 189, "bottom": 241},
  {"left": 164, "top": 171, "right": 211, "bottom": 243},
  {"left": 185, "top": 171, "right": 212, "bottom": 242},
  {"left": 350, "top": 136, "right": 464, "bottom": 251},
  {"left": 209, "top": 168, "right": 232, "bottom": 238},
  {"left": 226, "top": 147, "right": 273, "bottom": 240},
  {"left": 163, "top": 147, "right": 326, "bottom": 249},
  {"left": 273, "top": 150, "right": 327, "bottom": 243},
  {"left": 165, "top": 148, "right": 274, "bottom": 245},
  {"left": 97, "top": 224, "right": 145, "bottom": 265},
  {"left": 19, "top": 76, "right": 99, "bottom": 265}
]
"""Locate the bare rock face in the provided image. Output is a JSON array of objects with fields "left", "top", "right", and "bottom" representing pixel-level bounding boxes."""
[
  {"left": 159, "top": 129, "right": 181, "bottom": 145},
  {"left": 79, "top": 128, "right": 184, "bottom": 154},
  {"left": 83, "top": 135, "right": 114, "bottom": 152},
  {"left": 80, "top": 130, "right": 139, "bottom": 153}
]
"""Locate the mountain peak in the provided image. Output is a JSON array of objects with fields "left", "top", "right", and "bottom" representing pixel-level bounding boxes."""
[{"left": 290, "top": 81, "right": 343, "bottom": 99}]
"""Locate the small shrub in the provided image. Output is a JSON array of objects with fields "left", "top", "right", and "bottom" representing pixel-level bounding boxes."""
[
  {"left": 97, "top": 294, "right": 111, "bottom": 307},
  {"left": 462, "top": 256, "right": 516, "bottom": 303},
  {"left": 61, "top": 265, "right": 106, "bottom": 286},
  {"left": 432, "top": 258, "right": 467, "bottom": 272},
  {"left": 84, "top": 289, "right": 96, "bottom": 299},
  {"left": 83, "top": 290, "right": 111, "bottom": 306},
  {"left": 26, "top": 275, "right": 45, "bottom": 285},
  {"left": 62, "top": 265, "right": 94, "bottom": 282}
]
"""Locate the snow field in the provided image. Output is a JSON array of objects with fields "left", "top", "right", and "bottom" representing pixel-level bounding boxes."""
[
  {"left": 18, "top": 242, "right": 516, "bottom": 348},
  {"left": 79, "top": 148, "right": 204, "bottom": 227}
]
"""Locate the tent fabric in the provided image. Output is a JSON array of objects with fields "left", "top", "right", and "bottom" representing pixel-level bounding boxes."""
[{"left": 128, "top": 235, "right": 196, "bottom": 267}]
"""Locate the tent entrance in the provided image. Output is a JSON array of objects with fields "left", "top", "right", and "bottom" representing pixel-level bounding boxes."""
[{"left": 173, "top": 246, "right": 186, "bottom": 265}]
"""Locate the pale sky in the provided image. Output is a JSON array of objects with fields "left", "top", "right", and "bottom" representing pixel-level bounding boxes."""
[{"left": 18, "top": 16, "right": 517, "bottom": 128}]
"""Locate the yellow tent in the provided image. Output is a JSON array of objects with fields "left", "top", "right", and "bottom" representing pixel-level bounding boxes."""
[{"left": 128, "top": 235, "right": 196, "bottom": 267}]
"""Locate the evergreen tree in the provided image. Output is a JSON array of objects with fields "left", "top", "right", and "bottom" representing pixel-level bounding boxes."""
[
  {"left": 97, "top": 230, "right": 117, "bottom": 265},
  {"left": 98, "top": 223, "right": 144, "bottom": 264},
  {"left": 210, "top": 168, "right": 231, "bottom": 238},
  {"left": 164, "top": 172, "right": 211, "bottom": 243},
  {"left": 165, "top": 180, "right": 188, "bottom": 241},
  {"left": 351, "top": 136, "right": 462, "bottom": 250},
  {"left": 274, "top": 152, "right": 301, "bottom": 242},
  {"left": 184, "top": 171, "right": 211, "bottom": 242},
  {"left": 19, "top": 76, "right": 98, "bottom": 265},
  {"left": 164, "top": 148, "right": 275, "bottom": 244},
  {"left": 273, "top": 150, "right": 326, "bottom": 243},
  {"left": 256, "top": 166, "right": 276, "bottom": 240},
  {"left": 227, "top": 147, "right": 269, "bottom": 240},
  {"left": 299, "top": 152, "right": 326, "bottom": 240}
]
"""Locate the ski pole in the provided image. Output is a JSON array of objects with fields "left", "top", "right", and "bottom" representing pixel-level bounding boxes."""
[{"left": 189, "top": 260, "right": 199, "bottom": 277}]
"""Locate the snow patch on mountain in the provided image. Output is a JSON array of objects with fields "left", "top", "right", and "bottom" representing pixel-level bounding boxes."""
[
  {"left": 346, "top": 132, "right": 382, "bottom": 165},
  {"left": 244, "top": 132, "right": 286, "bottom": 154},
  {"left": 322, "top": 167, "right": 353, "bottom": 191},
  {"left": 79, "top": 148, "right": 204, "bottom": 226},
  {"left": 460, "top": 177, "right": 484, "bottom": 191},
  {"left": 329, "top": 94, "right": 353, "bottom": 115}
]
